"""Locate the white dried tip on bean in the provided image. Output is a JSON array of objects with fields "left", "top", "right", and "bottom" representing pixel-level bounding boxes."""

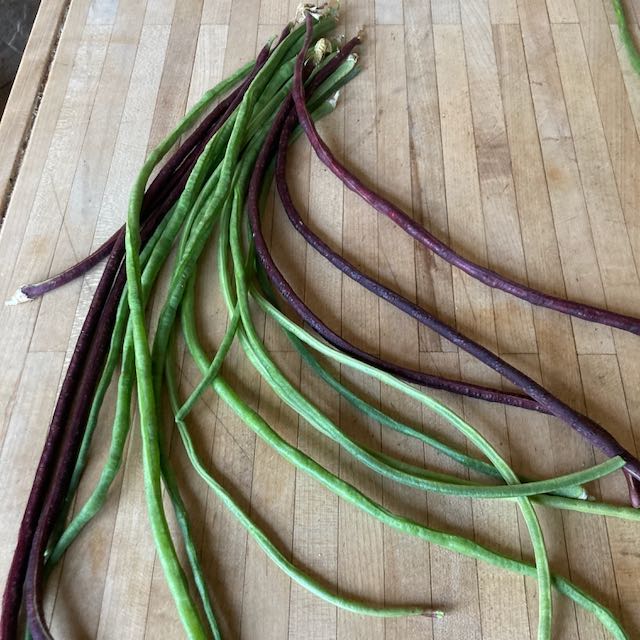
[
  {"left": 327, "top": 90, "right": 340, "bottom": 109},
  {"left": 312, "top": 38, "right": 332, "bottom": 64},
  {"left": 5, "top": 288, "right": 31, "bottom": 306},
  {"left": 295, "top": 0, "right": 340, "bottom": 24}
]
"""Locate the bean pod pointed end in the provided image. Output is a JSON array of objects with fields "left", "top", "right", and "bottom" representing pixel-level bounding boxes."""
[
  {"left": 5, "top": 287, "right": 31, "bottom": 306},
  {"left": 422, "top": 609, "right": 445, "bottom": 620}
]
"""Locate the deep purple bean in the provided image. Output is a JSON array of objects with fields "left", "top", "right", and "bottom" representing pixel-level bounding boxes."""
[
  {"left": 291, "top": 14, "right": 640, "bottom": 500},
  {"left": 294, "top": 17, "right": 640, "bottom": 338},
  {"left": 16, "top": 42, "right": 275, "bottom": 304},
  {"left": 275, "top": 111, "right": 546, "bottom": 413},
  {"left": 1, "top": 43, "right": 273, "bottom": 640}
]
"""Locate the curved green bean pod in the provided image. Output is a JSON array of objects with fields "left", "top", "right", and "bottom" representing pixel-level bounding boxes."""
[
  {"left": 166, "top": 336, "right": 442, "bottom": 619},
  {"left": 120, "top": 30, "right": 258, "bottom": 636},
  {"left": 222, "top": 186, "right": 551, "bottom": 638},
  {"left": 180, "top": 260, "right": 627, "bottom": 639}
]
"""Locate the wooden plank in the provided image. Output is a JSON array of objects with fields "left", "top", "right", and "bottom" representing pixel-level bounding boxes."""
[
  {"left": 431, "top": 0, "right": 461, "bottom": 25},
  {"left": 337, "top": 3, "right": 386, "bottom": 640},
  {"left": 44, "top": 1, "right": 151, "bottom": 634},
  {"left": 508, "top": 13, "right": 627, "bottom": 639},
  {"left": 420, "top": 353, "right": 481, "bottom": 640},
  {"left": 552, "top": 21, "right": 640, "bottom": 640},
  {"left": 404, "top": 0, "right": 455, "bottom": 353},
  {"left": 515, "top": 0, "right": 615, "bottom": 356},
  {"left": 375, "top": 0, "right": 404, "bottom": 24},
  {"left": 461, "top": 0, "right": 537, "bottom": 356},
  {"left": 0, "top": 0, "right": 69, "bottom": 215},
  {"left": 488, "top": 0, "right": 519, "bottom": 24},
  {"left": 259, "top": 0, "right": 289, "bottom": 26},
  {"left": 458, "top": 5, "right": 536, "bottom": 637},
  {"left": 0, "top": 0, "right": 94, "bottom": 447},
  {"left": 84, "top": 20, "right": 175, "bottom": 639},
  {"left": 287, "top": 53, "right": 344, "bottom": 640},
  {"left": 579, "top": 354, "right": 637, "bottom": 631},
  {"left": 238, "top": 356, "right": 297, "bottom": 640},
  {"left": 574, "top": 0, "right": 640, "bottom": 273},
  {"left": 546, "top": 0, "right": 578, "bottom": 23},
  {"left": 434, "top": 23, "right": 493, "bottom": 639},
  {"left": 374, "top": 24, "right": 436, "bottom": 640},
  {"left": 202, "top": 0, "right": 232, "bottom": 25},
  {"left": 30, "top": 1, "right": 148, "bottom": 354},
  {"left": 553, "top": 20, "right": 640, "bottom": 455}
]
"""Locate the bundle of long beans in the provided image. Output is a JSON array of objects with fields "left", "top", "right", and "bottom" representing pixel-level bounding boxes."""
[{"left": 3, "top": 3, "right": 640, "bottom": 640}]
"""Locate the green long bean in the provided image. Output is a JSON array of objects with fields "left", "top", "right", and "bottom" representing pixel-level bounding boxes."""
[
  {"left": 119, "top": 34, "right": 256, "bottom": 637},
  {"left": 166, "top": 334, "right": 442, "bottom": 619},
  {"left": 179, "top": 254, "right": 627, "bottom": 639},
  {"left": 221, "top": 183, "right": 551, "bottom": 638}
]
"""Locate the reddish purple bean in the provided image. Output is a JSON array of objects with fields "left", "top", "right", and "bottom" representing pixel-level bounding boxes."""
[
  {"left": 274, "top": 110, "right": 545, "bottom": 413},
  {"left": 291, "top": 14, "right": 640, "bottom": 500},
  {"left": 2, "top": 43, "right": 273, "bottom": 640},
  {"left": 16, "top": 48, "right": 269, "bottom": 303}
]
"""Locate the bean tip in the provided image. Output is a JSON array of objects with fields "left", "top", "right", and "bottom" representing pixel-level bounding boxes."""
[
  {"left": 5, "top": 288, "right": 31, "bottom": 306},
  {"left": 422, "top": 609, "right": 445, "bottom": 619},
  {"left": 623, "top": 468, "right": 640, "bottom": 508},
  {"left": 578, "top": 488, "right": 592, "bottom": 501}
]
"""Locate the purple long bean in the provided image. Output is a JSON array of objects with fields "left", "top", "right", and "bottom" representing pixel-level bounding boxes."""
[
  {"left": 14, "top": 43, "right": 273, "bottom": 304},
  {"left": 291, "top": 14, "right": 640, "bottom": 500},
  {"left": 2, "top": 44, "right": 273, "bottom": 639}
]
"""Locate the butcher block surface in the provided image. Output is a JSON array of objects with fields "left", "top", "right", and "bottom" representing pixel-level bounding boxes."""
[{"left": 1, "top": 0, "right": 640, "bottom": 638}]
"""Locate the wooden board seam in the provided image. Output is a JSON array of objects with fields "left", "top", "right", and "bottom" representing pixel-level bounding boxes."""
[{"left": 0, "top": 0, "right": 72, "bottom": 226}]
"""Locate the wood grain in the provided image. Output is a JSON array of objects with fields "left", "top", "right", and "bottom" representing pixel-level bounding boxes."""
[
  {"left": 0, "top": 0, "right": 70, "bottom": 216},
  {"left": 1, "top": 0, "right": 640, "bottom": 638}
]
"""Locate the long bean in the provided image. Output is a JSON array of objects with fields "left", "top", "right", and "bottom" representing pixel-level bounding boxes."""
[
  {"left": 166, "top": 330, "right": 442, "bottom": 619},
  {"left": 180, "top": 242, "right": 627, "bottom": 638},
  {"left": 291, "top": 13, "right": 640, "bottom": 496},
  {"left": 222, "top": 112, "right": 551, "bottom": 635},
  {"left": 271, "top": 113, "right": 546, "bottom": 413},
  {"left": 122, "top": 83, "right": 216, "bottom": 640}
]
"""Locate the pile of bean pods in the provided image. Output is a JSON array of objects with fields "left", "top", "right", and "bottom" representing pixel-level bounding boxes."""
[{"left": 4, "top": 4, "right": 640, "bottom": 640}]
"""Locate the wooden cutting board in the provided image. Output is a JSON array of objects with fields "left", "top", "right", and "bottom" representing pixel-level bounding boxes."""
[{"left": 1, "top": 0, "right": 640, "bottom": 638}]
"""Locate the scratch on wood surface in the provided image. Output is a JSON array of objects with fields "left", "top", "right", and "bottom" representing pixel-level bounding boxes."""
[{"left": 0, "top": 0, "right": 71, "bottom": 226}]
